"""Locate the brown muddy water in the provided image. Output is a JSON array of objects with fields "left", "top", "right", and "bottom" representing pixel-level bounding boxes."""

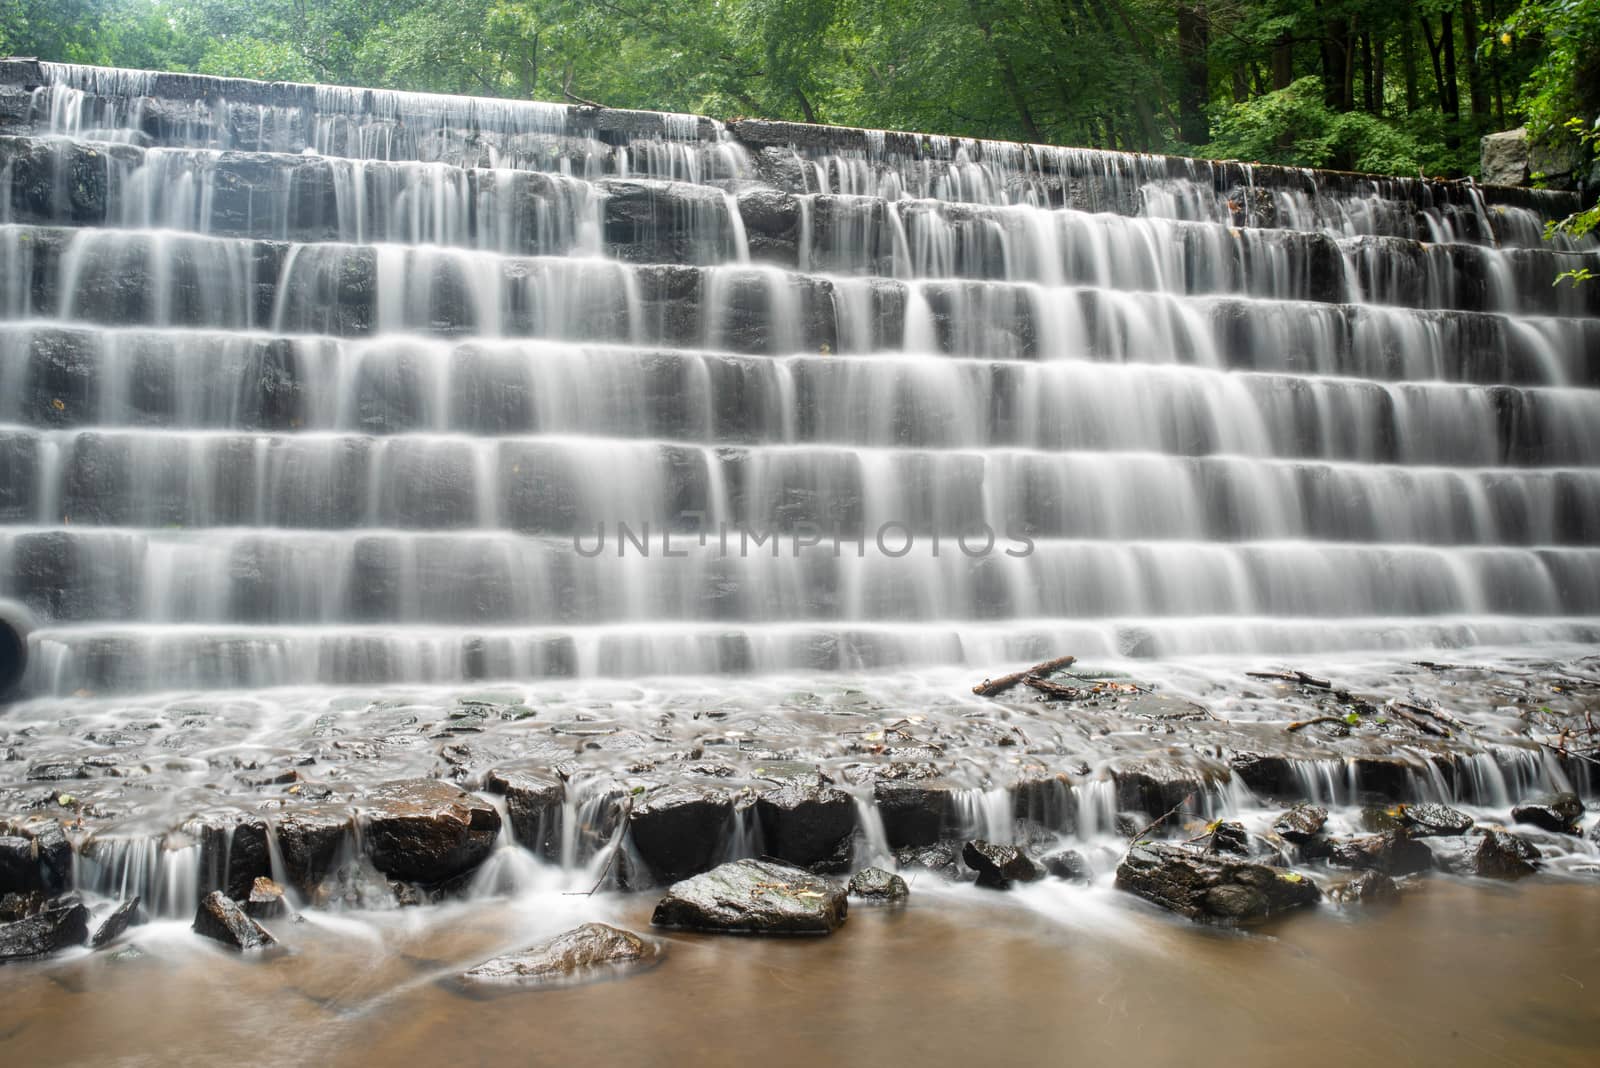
[{"left": 3, "top": 877, "right": 1597, "bottom": 1067}]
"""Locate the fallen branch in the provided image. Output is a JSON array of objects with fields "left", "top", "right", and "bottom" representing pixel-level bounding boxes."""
[
  {"left": 1393, "top": 699, "right": 1466, "bottom": 733},
  {"left": 1021, "top": 677, "right": 1087, "bottom": 700},
  {"left": 973, "top": 654, "right": 1077, "bottom": 697},
  {"left": 1246, "top": 669, "right": 1332, "bottom": 689},
  {"left": 1386, "top": 704, "right": 1451, "bottom": 737}
]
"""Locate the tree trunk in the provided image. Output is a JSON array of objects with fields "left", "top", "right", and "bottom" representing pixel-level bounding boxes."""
[
  {"left": 1361, "top": 33, "right": 1374, "bottom": 112},
  {"left": 1461, "top": 0, "right": 1488, "bottom": 123},
  {"left": 1177, "top": 3, "right": 1210, "bottom": 142},
  {"left": 1401, "top": 20, "right": 1420, "bottom": 112},
  {"left": 1271, "top": 34, "right": 1293, "bottom": 90},
  {"left": 1372, "top": 31, "right": 1384, "bottom": 116}
]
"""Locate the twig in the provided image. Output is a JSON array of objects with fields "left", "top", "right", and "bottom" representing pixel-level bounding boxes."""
[
  {"left": 973, "top": 654, "right": 1077, "bottom": 697},
  {"left": 1022, "top": 677, "right": 1086, "bottom": 700},
  {"left": 1386, "top": 704, "right": 1450, "bottom": 737},
  {"left": 1129, "top": 791, "right": 1196, "bottom": 843},
  {"left": 1286, "top": 716, "right": 1349, "bottom": 732},
  {"left": 561, "top": 63, "right": 606, "bottom": 109}
]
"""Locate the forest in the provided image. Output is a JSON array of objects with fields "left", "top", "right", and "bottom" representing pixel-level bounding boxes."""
[{"left": 2, "top": 0, "right": 1597, "bottom": 179}]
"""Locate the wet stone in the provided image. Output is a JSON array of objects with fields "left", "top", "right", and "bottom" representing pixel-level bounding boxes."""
[
  {"left": 1042, "top": 849, "right": 1092, "bottom": 882},
  {"left": 244, "top": 877, "right": 288, "bottom": 919},
  {"left": 0, "top": 890, "right": 46, "bottom": 923},
  {"left": 193, "top": 890, "right": 277, "bottom": 950},
  {"left": 1400, "top": 802, "right": 1475, "bottom": 838},
  {"left": 363, "top": 779, "right": 502, "bottom": 884},
  {"left": 483, "top": 767, "right": 564, "bottom": 858},
  {"left": 627, "top": 783, "right": 736, "bottom": 884},
  {"left": 962, "top": 840, "right": 1043, "bottom": 890},
  {"left": 457, "top": 923, "right": 661, "bottom": 991},
  {"left": 753, "top": 770, "right": 856, "bottom": 872},
  {"left": 650, "top": 858, "right": 848, "bottom": 935},
  {"left": 873, "top": 777, "right": 954, "bottom": 849},
  {"left": 893, "top": 839, "right": 969, "bottom": 880},
  {"left": 1510, "top": 792, "right": 1584, "bottom": 835},
  {"left": 275, "top": 809, "right": 349, "bottom": 895},
  {"left": 0, "top": 835, "right": 41, "bottom": 893},
  {"left": 1273, "top": 804, "right": 1329, "bottom": 844},
  {"left": 1115, "top": 842, "right": 1321, "bottom": 925},
  {"left": 0, "top": 902, "right": 90, "bottom": 961},
  {"left": 847, "top": 867, "right": 909, "bottom": 901},
  {"left": 1327, "top": 831, "right": 1434, "bottom": 876},
  {"left": 1334, "top": 870, "right": 1400, "bottom": 905},
  {"left": 89, "top": 897, "right": 142, "bottom": 948}
]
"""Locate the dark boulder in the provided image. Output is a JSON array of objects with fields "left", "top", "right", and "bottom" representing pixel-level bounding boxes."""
[
  {"left": 1208, "top": 821, "right": 1252, "bottom": 856},
  {"left": 847, "top": 867, "right": 909, "bottom": 901},
  {"left": 18, "top": 820, "right": 72, "bottom": 894},
  {"left": 627, "top": 784, "right": 736, "bottom": 883},
  {"left": 363, "top": 779, "right": 501, "bottom": 884},
  {"left": 1272, "top": 804, "right": 1329, "bottom": 844},
  {"left": 89, "top": 897, "right": 142, "bottom": 948},
  {"left": 1349, "top": 756, "right": 1414, "bottom": 802},
  {"left": 1, "top": 890, "right": 46, "bottom": 923},
  {"left": 275, "top": 809, "right": 349, "bottom": 895},
  {"left": 650, "top": 859, "right": 848, "bottom": 935},
  {"left": 1111, "top": 761, "right": 1210, "bottom": 817},
  {"left": 753, "top": 770, "right": 856, "bottom": 871},
  {"left": 1426, "top": 828, "right": 1541, "bottom": 879},
  {"left": 483, "top": 767, "right": 564, "bottom": 857},
  {"left": 1400, "top": 802, "right": 1474, "bottom": 837},
  {"left": 1327, "top": 831, "right": 1434, "bottom": 876},
  {"left": 189, "top": 813, "right": 273, "bottom": 901},
  {"left": 962, "top": 840, "right": 1043, "bottom": 889},
  {"left": 873, "top": 778, "right": 954, "bottom": 849},
  {"left": 1115, "top": 842, "right": 1321, "bottom": 924},
  {"left": 0, "top": 835, "right": 41, "bottom": 894},
  {"left": 1042, "top": 849, "right": 1092, "bottom": 882},
  {"left": 243, "top": 877, "right": 288, "bottom": 919},
  {"left": 193, "top": 890, "right": 276, "bottom": 950},
  {"left": 458, "top": 923, "right": 661, "bottom": 991},
  {"left": 0, "top": 902, "right": 90, "bottom": 961},
  {"left": 1510, "top": 792, "right": 1584, "bottom": 834}
]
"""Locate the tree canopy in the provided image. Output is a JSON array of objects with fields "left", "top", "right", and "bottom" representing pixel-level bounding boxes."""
[{"left": 3, "top": 0, "right": 1597, "bottom": 178}]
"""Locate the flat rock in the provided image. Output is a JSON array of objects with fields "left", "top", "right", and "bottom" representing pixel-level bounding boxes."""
[
  {"left": 363, "top": 779, "right": 501, "bottom": 884},
  {"left": 0, "top": 902, "right": 90, "bottom": 961},
  {"left": 89, "top": 898, "right": 142, "bottom": 948},
  {"left": 1400, "top": 802, "right": 1474, "bottom": 837},
  {"left": 1510, "top": 792, "right": 1584, "bottom": 834},
  {"left": 650, "top": 858, "right": 848, "bottom": 935},
  {"left": 847, "top": 866, "right": 909, "bottom": 901},
  {"left": 962, "top": 840, "right": 1043, "bottom": 889},
  {"left": 193, "top": 890, "right": 277, "bottom": 950},
  {"left": 458, "top": 923, "right": 660, "bottom": 990},
  {"left": 1115, "top": 842, "right": 1321, "bottom": 925}
]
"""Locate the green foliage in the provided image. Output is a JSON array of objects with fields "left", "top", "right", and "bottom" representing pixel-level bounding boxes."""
[{"left": 1203, "top": 78, "right": 1431, "bottom": 173}]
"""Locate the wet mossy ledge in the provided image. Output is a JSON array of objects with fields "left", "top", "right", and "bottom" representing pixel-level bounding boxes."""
[{"left": 4, "top": 658, "right": 1600, "bottom": 961}]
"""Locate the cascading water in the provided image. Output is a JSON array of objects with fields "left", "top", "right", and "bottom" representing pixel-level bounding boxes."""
[{"left": 1, "top": 60, "right": 1599, "bottom": 923}]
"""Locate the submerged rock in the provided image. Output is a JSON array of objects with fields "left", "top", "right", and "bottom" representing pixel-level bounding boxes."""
[
  {"left": 1334, "top": 870, "right": 1400, "bottom": 905},
  {"left": 962, "top": 840, "right": 1043, "bottom": 890},
  {"left": 651, "top": 858, "right": 848, "bottom": 935},
  {"left": 362, "top": 779, "right": 501, "bottom": 884},
  {"left": 1510, "top": 793, "right": 1584, "bottom": 835},
  {"left": 1041, "top": 849, "right": 1092, "bottom": 882},
  {"left": 1433, "top": 829, "right": 1541, "bottom": 879},
  {"left": 193, "top": 890, "right": 277, "bottom": 950},
  {"left": 1400, "top": 802, "right": 1474, "bottom": 838},
  {"left": 458, "top": 923, "right": 661, "bottom": 991},
  {"left": 847, "top": 867, "right": 909, "bottom": 901},
  {"left": 89, "top": 897, "right": 142, "bottom": 948},
  {"left": 1115, "top": 842, "right": 1321, "bottom": 924},
  {"left": 0, "top": 902, "right": 90, "bottom": 961},
  {"left": 1327, "top": 831, "right": 1434, "bottom": 876},
  {"left": 1272, "top": 804, "right": 1328, "bottom": 844},
  {"left": 893, "top": 839, "right": 969, "bottom": 880}
]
